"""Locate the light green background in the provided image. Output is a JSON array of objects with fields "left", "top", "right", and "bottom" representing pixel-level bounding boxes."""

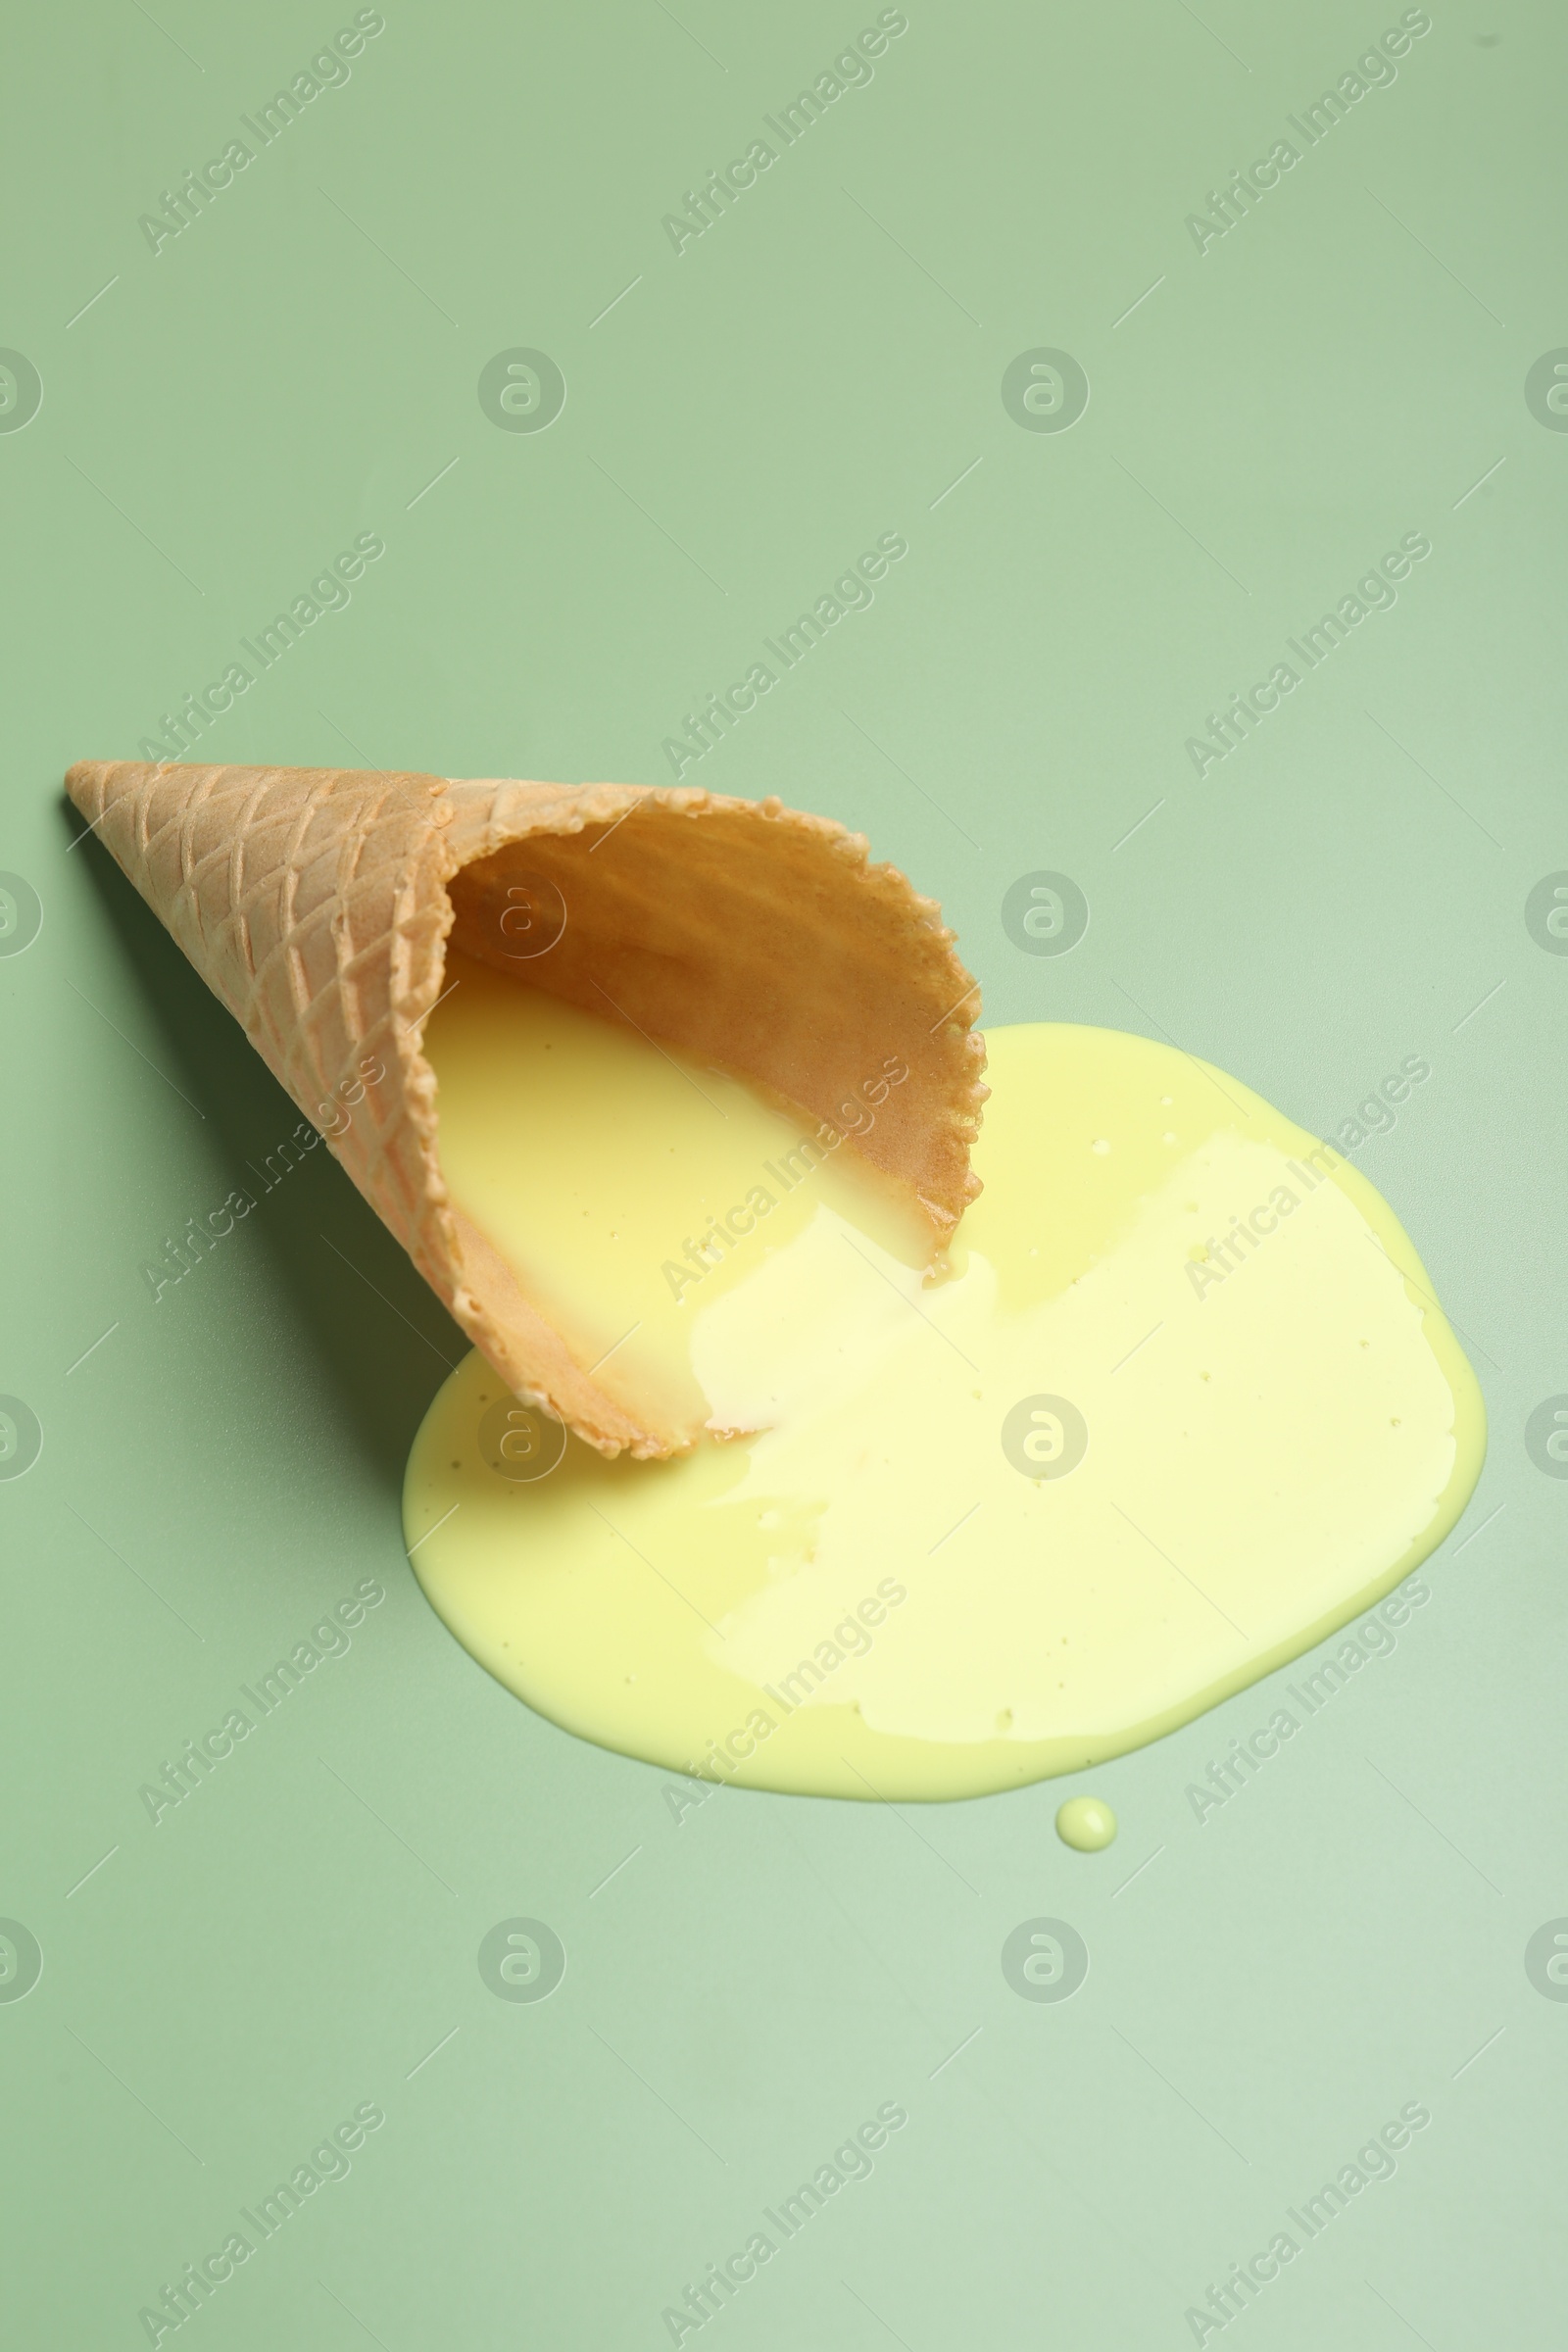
[{"left": 4, "top": 1, "right": 1565, "bottom": 2344}]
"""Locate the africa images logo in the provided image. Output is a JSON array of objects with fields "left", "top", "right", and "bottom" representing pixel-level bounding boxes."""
[
  {"left": 660, "top": 13, "right": 909, "bottom": 255},
  {"left": 1185, "top": 533, "right": 1432, "bottom": 776},
  {"left": 136, "top": 13, "right": 386, "bottom": 254}
]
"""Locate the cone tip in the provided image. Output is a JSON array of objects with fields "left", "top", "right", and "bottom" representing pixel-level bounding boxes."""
[
  {"left": 66, "top": 757, "right": 201, "bottom": 817},
  {"left": 65, "top": 760, "right": 116, "bottom": 815}
]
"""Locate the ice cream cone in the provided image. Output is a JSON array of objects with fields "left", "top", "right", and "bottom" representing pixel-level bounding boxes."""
[{"left": 65, "top": 760, "right": 987, "bottom": 1455}]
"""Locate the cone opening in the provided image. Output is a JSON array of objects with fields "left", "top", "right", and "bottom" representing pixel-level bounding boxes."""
[
  {"left": 440, "top": 800, "right": 975, "bottom": 1218},
  {"left": 423, "top": 794, "right": 984, "bottom": 1457}
]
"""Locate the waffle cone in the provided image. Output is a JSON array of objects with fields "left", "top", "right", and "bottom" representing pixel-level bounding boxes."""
[{"left": 65, "top": 760, "right": 987, "bottom": 1456}]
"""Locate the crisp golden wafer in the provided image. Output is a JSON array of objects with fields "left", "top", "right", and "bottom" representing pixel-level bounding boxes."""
[{"left": 66, "top": 761, "right": 987, "bottom": 1455}]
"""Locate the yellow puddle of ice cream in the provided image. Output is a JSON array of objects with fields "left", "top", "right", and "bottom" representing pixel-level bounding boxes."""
[{"left": 404, "top": 968, "right": 1485, "bottom": 1801}]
